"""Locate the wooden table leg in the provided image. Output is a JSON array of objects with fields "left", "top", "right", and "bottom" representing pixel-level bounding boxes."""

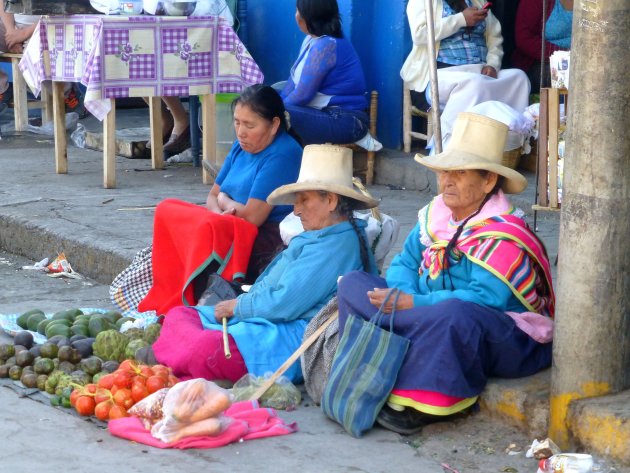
[
  {"left": 52, "top": 81, "right": 67, "bottom": 174},
  {"left": 103, "top": 98, "right": 116, "bottom": 188},
  {"left": 41, "top": 84, "right": 53, "bottom": 124},
  {"left": 201, "top": 93, "right": 216, "bottom": 185},
  {"left": 12, "top": 57, "right": 28, "bottom": 132},
  {"left": 149, "top": 96, "right": 164, "bottom": 170}
]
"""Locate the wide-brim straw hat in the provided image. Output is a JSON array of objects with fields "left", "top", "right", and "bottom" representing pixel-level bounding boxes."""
[
  {"left": 414, "top": 112, "right": 527, "bottom": 194},
  {"left": 267, "top": 144, "right": 379, "bottom": 210}
]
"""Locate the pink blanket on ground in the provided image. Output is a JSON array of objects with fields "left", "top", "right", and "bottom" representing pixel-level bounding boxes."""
[{"left": 108, "top": 400, "right": 298, "bottom": 449}]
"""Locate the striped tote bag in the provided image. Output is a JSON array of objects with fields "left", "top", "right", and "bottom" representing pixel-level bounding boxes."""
[{"left": 321, "top": 289, "right": 410, "bottom": 437}]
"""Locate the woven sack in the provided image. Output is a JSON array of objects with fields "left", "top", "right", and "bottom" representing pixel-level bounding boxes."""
[{"left": 301, "top": 297, "right": 340, "bottom": 405}]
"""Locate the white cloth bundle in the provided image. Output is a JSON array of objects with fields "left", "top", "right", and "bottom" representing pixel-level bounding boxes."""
[
  {"left": 468, "top": 100, "right": 536, "bottom": 151},
  {"left": 279, "top": 212, "right": 400, "bottom": 271}
]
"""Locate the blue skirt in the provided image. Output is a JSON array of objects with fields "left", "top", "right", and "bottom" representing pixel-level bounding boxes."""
[{"left": 336, "top": 271, "right": 552, "bottom": 399}]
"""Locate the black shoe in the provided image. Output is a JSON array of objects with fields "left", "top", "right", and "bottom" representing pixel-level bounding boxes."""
[
  {"left": 163, "top": 125, "right": 191, "bottom": 157},
  {"left": 376, "top": 405, "right": 444, "bottom": 435},
  {"left": 28, "top": 116, "right": 43, "bottom": 127}
]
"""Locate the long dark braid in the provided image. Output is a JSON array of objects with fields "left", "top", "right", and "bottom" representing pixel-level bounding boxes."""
[
  {"left": 440, "top": 174, "right": 504, "bottom": 289},
  {"left": 322, "top": 192, "right": 371, "bottom": 273}
]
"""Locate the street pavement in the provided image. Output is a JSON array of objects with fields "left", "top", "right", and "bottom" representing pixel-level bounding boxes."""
[{"left": 2, "top": 111, "right": 626, "bottom": 472}]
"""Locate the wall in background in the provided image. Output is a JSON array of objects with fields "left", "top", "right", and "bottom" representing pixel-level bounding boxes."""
[
  {"left": 244, "top": 0, "right": 409, "bottom": 149},
  {"left": 242, "top": 0, "right": 518, "bottom": 149}
]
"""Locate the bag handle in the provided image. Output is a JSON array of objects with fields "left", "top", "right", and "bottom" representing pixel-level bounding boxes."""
[{"left": 370, "top": 288, "right": 401, "bottom": 332}]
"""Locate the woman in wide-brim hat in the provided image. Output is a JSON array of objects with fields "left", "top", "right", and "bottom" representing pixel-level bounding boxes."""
[
  {"left": 152, "top": 144, "right": 378, "bottom": 384},
  {"left": 336, "top": 112, "right": 555, "bottom": 435}
]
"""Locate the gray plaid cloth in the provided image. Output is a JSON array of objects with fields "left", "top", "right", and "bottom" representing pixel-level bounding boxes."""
[{"left": 300, "top": 296, "right": 340, "bottom": 405}]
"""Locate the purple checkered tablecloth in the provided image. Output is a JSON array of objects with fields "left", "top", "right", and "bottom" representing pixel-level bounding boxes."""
[{"left": 19, "top": 15, "right": 264, "bottom": 120}]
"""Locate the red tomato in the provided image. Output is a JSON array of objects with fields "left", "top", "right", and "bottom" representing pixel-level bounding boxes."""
[
  {"left": 95, "top": 388, "right": 112, "bottom": 405},
  {"left": 97, "top": 373, "right": 116, "bottom": 390},
  {"left": 118, "top": 360, "right": 138, "bottom": 373},
  {"left": 95, "top": 400, "right": 114, "bottom": 421},
  {"left": 110, "top": 384, "right": 119, "bottom": 396},
  {"left": 138, "top": 366, "right": 155, "bottom": 378},
  {"left": 108, "top": 405, "right": 128, "bottom": 420},
  {"left": 75, "top": 396, "right": 96, "bottom": 416},
  {"left": 70, "top": 388, "right": 82, "bottom": 408},
  {"left": 83, "top": 383, "right": 98, "bottom": 394},
  {"left": 167, "top": 375, "right": 179, "bottom": 388},
  {"left": 113, "top": 388, "right": 134, "bottom": 410},
  {"left": 131, "top": 375, "right": 146, "bottom": 386},
  {"left": 146, "top": 375, "right": 168, "bottom": 394},
  {"left": 131, "top": 382, "right": 149, "bottom": 404},
  {"left": 113, "top": 370, "right": 134, "bottom": 389},
  {"left": 151, "top": 365, "right": 170, "bottom": 378}
]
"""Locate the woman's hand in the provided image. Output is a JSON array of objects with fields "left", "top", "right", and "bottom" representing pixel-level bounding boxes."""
[
  {"left": 367, "top": 288, "right": 414, "bottom": 313},
  {"left": 462, "top": 7, "right": 488, "bottom": 27},
  {"left": 215, "top": 299, "right": 237, "bottom": 321},
  {"left": 481, "top": 65, "right": 498, "bottom": 78},
  {"left": 217, "top": 192, "right": 235, "bottom": 212}
]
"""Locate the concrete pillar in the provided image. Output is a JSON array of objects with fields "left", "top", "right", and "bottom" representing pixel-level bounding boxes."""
[{"left": 549, "top": 1, "right": 630, "bottom": 449}]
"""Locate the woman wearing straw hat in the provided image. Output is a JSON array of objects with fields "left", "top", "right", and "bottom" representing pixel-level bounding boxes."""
[
  {"left": 336, "top": 113, "right": 555, "bottom": 435},
  {"left": 152, "top": 144, "right": 378, "bottom": 383}
]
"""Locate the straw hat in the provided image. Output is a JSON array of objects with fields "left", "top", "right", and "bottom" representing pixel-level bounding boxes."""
[
  {"left": 415, "top": 112, "right": 528, "bottom": 194},
  {"left": 267, "top": 144, "right": 379, "bottom": 209}
]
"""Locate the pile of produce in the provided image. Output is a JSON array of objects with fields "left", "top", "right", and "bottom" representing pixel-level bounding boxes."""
[
  {"left": 15, "top": 308, "right": 139, "bottom": 339},
  {"left": 0, "top": 307, "right": 165, "bottom": 411},
  {"left": 70, "top": 360, "right": 179, "bottom": 421}
]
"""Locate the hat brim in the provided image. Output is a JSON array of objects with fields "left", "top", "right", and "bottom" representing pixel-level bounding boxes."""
[
  {"left": 414, "top": 150, "right": 527, "bottom": 194},
  {"left": 267, "top": 181, "right": 379, "bottom": 210}
]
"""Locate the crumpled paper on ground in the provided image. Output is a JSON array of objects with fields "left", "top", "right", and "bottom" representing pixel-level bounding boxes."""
[
  {"left": 22, "top": 257, "right": 49, "bottom": 271},
  {"left": 526, "top": 438, "right": 561, "bottom": 459},
  {"left": 46, "top": 253, "right": 83, "bottom": 279}
]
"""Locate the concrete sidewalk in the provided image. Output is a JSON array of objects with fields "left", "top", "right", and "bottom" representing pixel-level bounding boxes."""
[{"left": 0, "top": 117, "right": 628, "bottom": 469}]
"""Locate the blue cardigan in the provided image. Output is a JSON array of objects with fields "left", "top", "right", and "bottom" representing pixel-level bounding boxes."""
[
  {"left": 281, "top": 36, "right": 368, "bottom": 111},
  {"left": 197, "top": 220, "right": 375, "bottom": 382},
  {"left": 386, "top": 222, "right": 529, "bottom": 313}
]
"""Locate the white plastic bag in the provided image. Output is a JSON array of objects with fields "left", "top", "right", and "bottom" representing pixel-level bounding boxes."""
[
  {"left": 71, "top": 123, "right": 86, "bottom": 148},
  {"left": 150, "top": 379, "right": 233, "bottom": 443},
  {"left": 28, "top": 112, "right": 79, "bottom": 136}
]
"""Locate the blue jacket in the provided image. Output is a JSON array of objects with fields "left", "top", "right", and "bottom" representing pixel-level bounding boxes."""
[
  {"left": 197, "top": 220, "right": 375, "bottom": 382},
  {"left": 281, "top": 36, "right": 368, "bottom": 111},
  {"left": 386, "top": 222, "right": 528, "bottom": 313}
]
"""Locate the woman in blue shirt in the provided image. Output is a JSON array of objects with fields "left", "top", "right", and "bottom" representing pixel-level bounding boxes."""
[
  {"left": 153, "top": 145, "right": 378, "bottom": 383},
  {"left": 206, "top": 85, "right": 305, "bottom": 282},
  {"left": 137, "top": 86, "right": 304, "bottom": 316},
  {"left": 279, "top": 0, "right": 381, "bottom": 151}
]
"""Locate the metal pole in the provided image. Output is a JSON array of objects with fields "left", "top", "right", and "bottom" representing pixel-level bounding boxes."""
[
  {"left": 424, "top": 0, "right": 442, "bottom": 154},
  {"left": 549, "top": 0, "right": 630, "bottom": 450}
]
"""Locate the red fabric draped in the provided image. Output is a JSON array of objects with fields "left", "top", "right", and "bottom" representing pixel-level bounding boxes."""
[{"left": 138, "top": 199, "right": 258, "bottom": 316}]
